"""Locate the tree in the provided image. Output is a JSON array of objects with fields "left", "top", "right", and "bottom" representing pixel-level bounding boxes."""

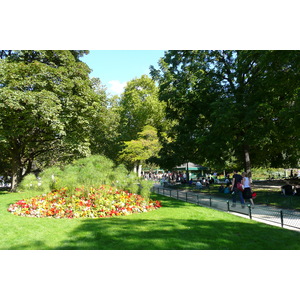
[
  {"left": 151, "top": 50, "right": 300, "bottom": 176},
  {"left": 119, "top": 125, "right": 162, "bottom": 176},
  {"left": 88, "top": 77, "right": 122, "bottom": 161},
  {"left": 116, "top": 75, "right": 166, "bottom": 172},
  {"left": 118, "top": 75, "right": 166, "bottom": 142},
  {"left": 0, "top": 50, "right": 98, "bottom": 191}
]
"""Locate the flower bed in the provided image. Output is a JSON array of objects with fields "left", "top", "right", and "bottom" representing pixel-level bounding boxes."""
[{"left": 8, "top": 185, "right": 161, "bottom": 219}]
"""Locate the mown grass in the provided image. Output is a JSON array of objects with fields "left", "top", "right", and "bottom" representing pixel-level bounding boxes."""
[
  {"left": 1, "top": 190, "right": 300, "bottom": 250},
  {"left": 172, "top": 183, "right": 300, "bottom": 210}
]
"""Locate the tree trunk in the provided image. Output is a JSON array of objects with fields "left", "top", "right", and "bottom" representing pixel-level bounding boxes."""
[
  {"left": 244, "top": 144, "right": 252, "bottom": 180},
  {"left": 138, "top": 163, "right": 142, "bottom": 177},
  {"left": 133, "top": 162, "right": 137, "bottom": 173},
  {"left": 10, "top": 155, "right": 20, "bottom": 192},
  {"left": 186, "top": 162, "right": 189, "bottom": 182}
]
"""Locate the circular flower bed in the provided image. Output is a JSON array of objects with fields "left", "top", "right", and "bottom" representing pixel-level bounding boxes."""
[{"left": 8, "top": 185, "right": 161, "bottom": 219}]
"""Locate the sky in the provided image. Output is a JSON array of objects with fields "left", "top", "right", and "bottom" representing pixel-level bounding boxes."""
[{"left": 81, "top": 50, "right": 166, "bottom": 96}]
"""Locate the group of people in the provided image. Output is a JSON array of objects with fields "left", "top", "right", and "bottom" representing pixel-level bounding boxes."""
[
  {"left": 281, "top": 184, "right": 300, "bottom": 196},
  {"left": 219, "top": 170, "right": 255, "bottom": 208},
  {"left": 158, "top": 172, "right": 216, "bottom": 186}
]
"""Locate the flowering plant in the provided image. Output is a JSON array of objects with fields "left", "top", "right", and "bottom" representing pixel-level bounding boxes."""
[{"left": 8, "top": 185, "right": 161, "bottom": 219}]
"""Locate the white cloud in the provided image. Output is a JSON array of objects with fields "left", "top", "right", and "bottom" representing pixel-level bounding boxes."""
[{"left": 108, "top": 80, "right": 127, "bottom": 95}]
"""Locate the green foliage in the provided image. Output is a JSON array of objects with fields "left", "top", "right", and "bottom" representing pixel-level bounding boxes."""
[
  {"left": 0, "top": 50, "right": 99, "bottom": 190},
  {"left": 139, "top": 180, "right": 154, "bottom": 199},
  {"left": 119, "top": 125, "right": 162, "bottom": 167},
  {"left": 18, "top": 167, "right": 63, "bottom": 193},
  {"left": 118, "top": 75, "right": 166, "bottom": 142},
  {"left": 151, "top": 50, "right": 300, "bottom": 171},
  {"left": 18, "top": 174, "right": 42, "bottom": 192},
  {"left": 251, "top": 168, "right": 286, "bottom": 180},
  {"left": 89, "top": 77, "right": 122, "bottom": 161},
  {"left": 18, "top": 155, "right": 153, "bottom": 199}
]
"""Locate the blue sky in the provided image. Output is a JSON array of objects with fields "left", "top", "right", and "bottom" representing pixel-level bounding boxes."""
[{"left": 81, "top": 50, "right": 166, "bottom": 95}]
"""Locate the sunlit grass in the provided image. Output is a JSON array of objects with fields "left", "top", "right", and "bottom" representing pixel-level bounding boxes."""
[
  {"left": 176, "top": 183, "right": 300, "bottom": 210},
  {"left": 1, "top": 191, "right": 300, "bottom": 250}
]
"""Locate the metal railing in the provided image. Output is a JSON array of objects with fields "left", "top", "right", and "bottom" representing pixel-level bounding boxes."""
[{"left": 151, "top": 186, "right": 300, "bottom": 231}]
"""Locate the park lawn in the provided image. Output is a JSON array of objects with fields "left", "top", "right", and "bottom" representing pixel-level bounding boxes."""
[
  {"left": 181, "top": 184, "right": 300, "bottom": 210},
  {"left": 1, "top": 191, "right": 300, "bottom": 250}
]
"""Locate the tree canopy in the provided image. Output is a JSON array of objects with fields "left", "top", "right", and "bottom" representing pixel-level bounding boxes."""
[
  {"left": 2, "top": 50, "right": 299, "bottom": 190},
  {"left": 151, "top": 50, "right": 300, "bottom": 174},
  {"left": 0, "top": 50, "right": 99, "bottom": 190},
  {"left": 119, "top": 125, "right": 162, "bottom": 175},
  {"left": 118, "top": 75, "right": 166, "bottom": 141}
]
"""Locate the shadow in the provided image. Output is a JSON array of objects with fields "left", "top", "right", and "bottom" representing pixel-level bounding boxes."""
[
  {"left": 51, "top": 217, "right": 300, "bottom": 251},
  {"left": 4, "top": 195, "right": 300, "bottom": 250},
  {"left": 7, "top": 240, "right": 51, "bottom": 250},
  {"left": 0, "top": 190, "right": 9, "bottom": 195}
]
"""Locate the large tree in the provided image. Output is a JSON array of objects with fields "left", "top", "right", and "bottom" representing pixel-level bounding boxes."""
[
  {"left": 151, "top": 50, "right": 300, "bottom": 175},
  {"left": 0, "top": 50, "right": 98, "bottom": 191},
  {"left": 118, "top": 75, "right": 166, "bottom": 142},
  {"left": 88, "top": 77, "right": 122, "bottom": 161},
  {"left": 116, "top": 75, "right": 166, "bottom": 172}
]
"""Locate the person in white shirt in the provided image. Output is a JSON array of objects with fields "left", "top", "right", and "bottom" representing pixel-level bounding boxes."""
[
  {"left": 195, "top": 180, "right": 203, "bottom": 189},
  {"left": 242, "top": 172, "right": 255, "bottom": 208}
]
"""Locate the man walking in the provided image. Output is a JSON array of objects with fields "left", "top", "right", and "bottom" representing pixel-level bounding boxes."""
[{"left": 231, "top": 170, "right": 245, "bottom": 208}]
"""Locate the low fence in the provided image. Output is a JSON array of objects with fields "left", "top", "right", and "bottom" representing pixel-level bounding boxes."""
[{"left": 151, "top": 186, "right": 300, "bottom": 231}]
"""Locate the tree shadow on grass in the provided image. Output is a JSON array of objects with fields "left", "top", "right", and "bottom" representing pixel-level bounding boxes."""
[
  {"left": 6, "top": 216, "right": 300, "bottom": 250},
  {"left": 52, "top": 217, "right": 300, "bottom": 250},
  {"left": 5, "top": 195, "right": 300, "bottom": 250},
  {"left": 7, "top": 240, "right": 51, "bottom": 250}
]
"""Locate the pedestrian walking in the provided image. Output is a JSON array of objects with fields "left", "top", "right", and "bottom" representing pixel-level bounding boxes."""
[
  {"left": 242, "top": 172, "right": 255, "bottom": 208},
  {"left": 231, "top": 170, "right": 245, "bottom": 208}
]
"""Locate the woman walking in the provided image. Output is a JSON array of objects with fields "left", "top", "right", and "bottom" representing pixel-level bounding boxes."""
[
  {"left": 231, "top": 170, "right": 245, "bottom": 208},
  {"left": 242, "top": 172, "right": 255, "bottom": 208}
]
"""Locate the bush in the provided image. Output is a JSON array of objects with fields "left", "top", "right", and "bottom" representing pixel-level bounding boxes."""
[
  {"left": 139, "top": 180, "right": 154, "bottom": 199},
  {"left": 18, "top": 174, "right": 43, "bottom": 192},
  {"left": 18, "top": 155, "right": 153, "bottom": 199}
]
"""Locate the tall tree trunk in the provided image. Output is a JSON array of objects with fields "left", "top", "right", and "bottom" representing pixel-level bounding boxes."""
[
  {"left": 138, "top": 163, "right": 142, "bottom": 177},
  {"left": 244, "top": 144, "right": 252, "bottom": 180},
  {"left": 10, "top": 153, "right": 20, "bottom": 192},
  {"left": 186, "top": 162, "right": 189, "bottom": 182},
  {"left": 133, "top": 162, "right": 137, "bottom": 173}
]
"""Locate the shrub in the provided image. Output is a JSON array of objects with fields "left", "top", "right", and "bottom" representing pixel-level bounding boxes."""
[
  {"left": 18, "top": 174, "right": 43, "bottom": 192},
  {"left": 18, "top": 155, "right": 153, "bottom": 199},
  {"left": 138, "top": 180, "right": 154, "bottom": 199}
]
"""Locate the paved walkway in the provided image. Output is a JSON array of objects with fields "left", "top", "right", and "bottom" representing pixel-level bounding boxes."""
[{"left": 153, "top": 184, "right": 300, "bottom": 232}]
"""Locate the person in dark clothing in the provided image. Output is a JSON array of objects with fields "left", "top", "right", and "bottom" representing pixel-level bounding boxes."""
[
  {"left": 281, "top": 184, "right": 294, "bottom": 196},
  {"left": 231, "top": 170, "right": 245, "bottom": 208}
]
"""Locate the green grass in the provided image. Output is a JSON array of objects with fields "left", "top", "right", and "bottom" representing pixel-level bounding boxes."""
[
  {"left": 175, "top": 184, "right": 300, "bottom": 210},
  {"left": 1, "top": 190, "right": 300, "bottom": 250}
]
